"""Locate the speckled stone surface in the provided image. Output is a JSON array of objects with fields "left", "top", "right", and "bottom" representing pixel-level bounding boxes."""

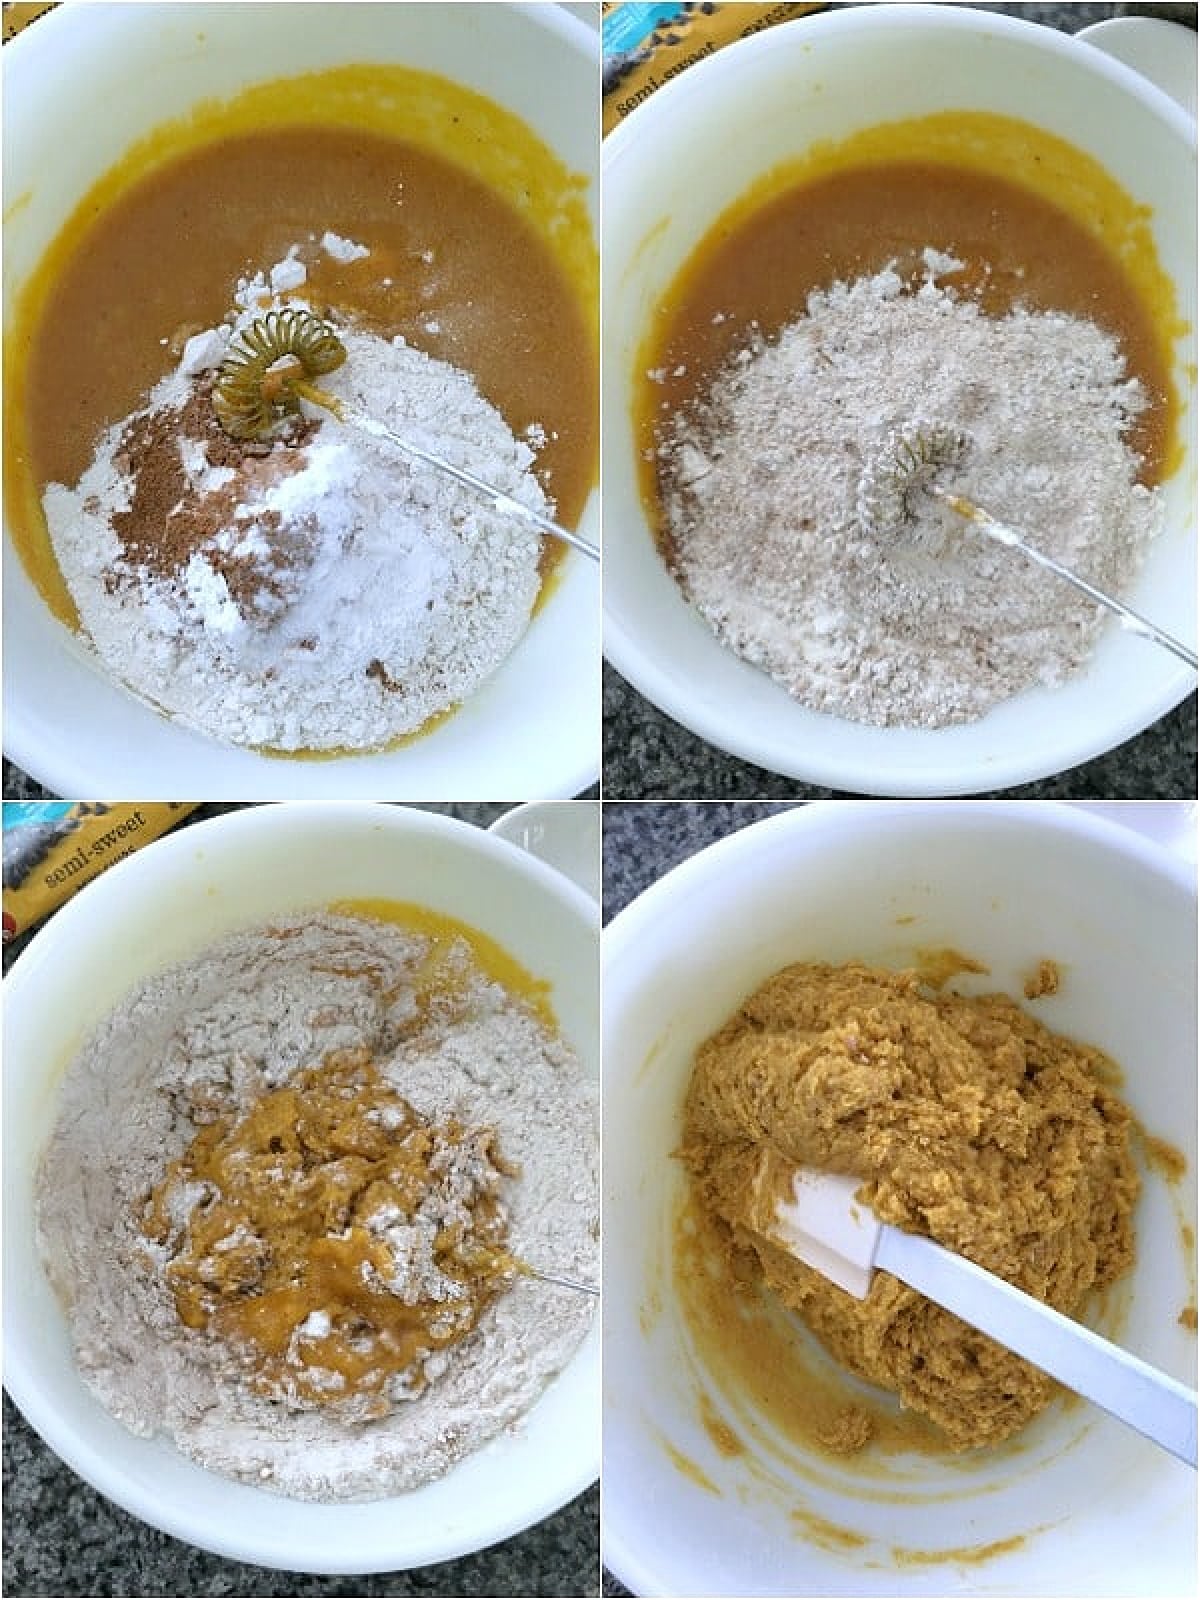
[
  {"left": 602, "top": 802, "right": 795, "bottom": 923},
  {"left": 3, "top": 804, "right": 598, "bottom": 1598},
  {"left": 0, "top": 801, "right": 517, "bottom": 969},
  {"left": 604, "top": 666, "right": 1198, "bottom": 800},
  {"left": 603, "top": 0, "right": 1198, "bottom": 803},
  {"left": 954, "top": 1, "right": 1197, "bottom": 20}
]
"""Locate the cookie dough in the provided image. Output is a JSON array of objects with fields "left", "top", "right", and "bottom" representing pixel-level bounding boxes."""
[
  {"left": 681, "top": 962, "right": 1139, "bottom": 1450},
  {"left": 1023, "top": 958, "right": 1062, "bottom": 999}
]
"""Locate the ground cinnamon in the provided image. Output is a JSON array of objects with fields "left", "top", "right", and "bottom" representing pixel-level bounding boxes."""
[{"left": 109, "top": 383, "right": 318, "bottom": 615}]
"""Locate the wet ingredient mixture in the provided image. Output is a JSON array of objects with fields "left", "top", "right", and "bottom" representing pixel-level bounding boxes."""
[
  {"left": 36, "top": 912, "right": 598, "bottom": 1500},
  {"left": 142, "top": 1045, "right": 517, "bottom": 1417},
  {"left": 681, "top": 961, "right": 1138, "bottom": 1451}
]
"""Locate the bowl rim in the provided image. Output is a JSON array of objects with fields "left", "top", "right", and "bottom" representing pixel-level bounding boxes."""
[
  {"left": 600, "top": 798, "right": 1197, "bottom": 1596},
  {"left": 1, "top": 0, "right": 600, "bottom": 69},
  {"left": 601, "top": 0, "right": 1198, "bottom": 797},
  {"left": 2, "top": 0, "right": 601, "bottom": 803},
  {"left": 603, "top": 2, "right": 1200, "bottom": 163},
  {"left": 603, "top": 798, "right": 1196, "bottom": 976},
  {"left": 3, "top": 801, "right": 600, "bottom": 1573}
]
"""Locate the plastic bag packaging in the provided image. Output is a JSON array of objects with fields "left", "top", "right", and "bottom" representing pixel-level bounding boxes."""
[{"left": 3, "top": 803, "right": 196, "bottom": 942}]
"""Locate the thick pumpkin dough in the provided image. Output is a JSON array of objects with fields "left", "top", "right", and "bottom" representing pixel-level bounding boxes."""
[{"left": 681, "top": 963, "right": 1139, "bottom": 1450}]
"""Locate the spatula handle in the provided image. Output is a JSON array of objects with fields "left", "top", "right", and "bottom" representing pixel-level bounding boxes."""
[{"left": 876, "top": 1224, "right": 1197, "bottom": 1468}]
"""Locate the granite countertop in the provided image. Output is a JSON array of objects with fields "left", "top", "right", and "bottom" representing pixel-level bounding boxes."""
[
  {"left": 604, "top": 665, "right": 1198, "bottom": 800},
  {"left": 2, "top": 804, "right": 598, "bottom": 1598},
  {"left": 602, "top": 802, "right": 798, "bottom": 924},
  {"left": 604, "top": 0, "right": 1198, "bottom": 802}
]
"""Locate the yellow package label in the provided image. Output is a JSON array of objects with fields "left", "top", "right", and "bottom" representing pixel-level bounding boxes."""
[
  {"left": 2, "top": 4, "right": 57, "bottom": 44},
  {"left": 3, "top": 803, "right": 196, "bottom": 942},
  {"left": 603, "top": 2, "right": 827, "bottom": 134}
]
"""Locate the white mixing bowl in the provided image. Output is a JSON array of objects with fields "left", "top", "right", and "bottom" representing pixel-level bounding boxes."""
[
  {"left": 4, "top": 804, "right": 599, "bottom": 1572},
  {"left": 602, "top": 4, "right": 1197, "bottom": 795},
  {"left": 3, "top": 2, "right": 599, "bottom": 799},
  {"left": 603, "top": 801, "right": 1196, "bottom": 1595}
]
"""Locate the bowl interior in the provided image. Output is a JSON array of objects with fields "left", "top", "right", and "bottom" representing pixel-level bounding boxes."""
[
  {"left": 602, "top": 6, "right": 1197, "bottom": 795},
  {"left": 603, "top": 804, "right": 1196, "bottom": 1596},
  {"left": 3, "top": 805, "right": 599, "bottom": 1572},
  {"left": 2, "top": 2, "right": 599, "bottom": 799}
]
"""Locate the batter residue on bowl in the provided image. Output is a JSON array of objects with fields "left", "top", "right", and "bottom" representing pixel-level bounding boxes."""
[
  {"left": 680, "top": 961, "right": 1138, "bottom": 1451},
  {"left": 36, "top": 911, "right": 598, "bottom": 1500},
  {"left": 638, "top": 116, "right": 1184, "bottom": 729}
]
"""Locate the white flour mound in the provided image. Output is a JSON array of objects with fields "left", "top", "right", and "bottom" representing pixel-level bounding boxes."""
[
  {"left": 661, "top": 260, "right": 1165, "bottom": 729},
  {"left": 36, "top": 914, "right": 598, "bottom": 1502},
  {"left": 43, "top": 278, "right": 549, "bottom": 752}
]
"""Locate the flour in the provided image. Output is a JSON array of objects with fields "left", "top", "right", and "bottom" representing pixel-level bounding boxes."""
[
  {"left": 43, "top": 251, "right": 550, "bottom": 752},
  {"left": 36, "top": 914, "right": 597, "bottom": 1502},
  {"left": 660, "top": 260, "right": 1164, "bottom": 728},
  {"left": 321, "top": 231, "right": 371, "bottom": 264}
]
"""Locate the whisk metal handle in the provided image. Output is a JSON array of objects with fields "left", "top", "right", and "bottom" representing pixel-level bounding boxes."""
[
  {"left": 525, "top": 1267, "right": 600, "bottom": 1296},
  {"left": 934, "top": 488, "right": 1198, "bottom": 672},
  {"left": 341, "top": 403, "right": 600, "bottom": 564}
]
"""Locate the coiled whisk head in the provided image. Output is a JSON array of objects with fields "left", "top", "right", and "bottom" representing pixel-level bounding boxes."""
[
  {"left": 857, "top": 422, "right": 970, "bottom": 539},
  {"left": 213, "top": 308, "right": 347, "bottom": 440}
]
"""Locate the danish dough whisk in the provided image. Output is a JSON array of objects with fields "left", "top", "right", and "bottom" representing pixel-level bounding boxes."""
[
  {"left": 857, "top": 422, "right": 1196, "bottom": 671},
  {"left": 213, "top": 308, "right": 599, "bottom": 563}
]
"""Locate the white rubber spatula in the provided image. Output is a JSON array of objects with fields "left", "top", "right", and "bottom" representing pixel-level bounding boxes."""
[{"left": 744, "top": 1148, "right": 1198, "bottom": 1467}]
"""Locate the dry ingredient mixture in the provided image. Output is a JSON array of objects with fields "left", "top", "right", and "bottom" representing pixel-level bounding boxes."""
[
  {"left": 681, "top": 961, "right": 1138, "bottom": 1451},
  {"left": 43, "top": 243, "right": 552, "bottom": 752},
  {"left": 658, "top": 256, "right": 1164, "bottom": 728},
  {"left": 37, "top": 914, "right": 597, "bottom": 1500}
]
